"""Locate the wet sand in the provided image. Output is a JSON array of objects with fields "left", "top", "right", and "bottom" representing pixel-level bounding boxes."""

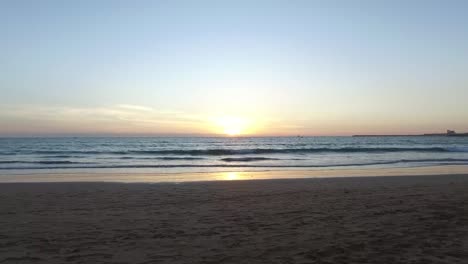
[{"left": 1, "top": 174, "right": 468, "bottom": 263}]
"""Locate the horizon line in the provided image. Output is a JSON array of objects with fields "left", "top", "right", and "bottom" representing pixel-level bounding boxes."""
[{"left": 0, "top": 132, "right": 458, "bottom": 138}]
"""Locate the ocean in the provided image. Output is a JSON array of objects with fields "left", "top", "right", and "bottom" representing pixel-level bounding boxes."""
[{"left": 1, "top": 136, "right": 468, "bottom": 175}]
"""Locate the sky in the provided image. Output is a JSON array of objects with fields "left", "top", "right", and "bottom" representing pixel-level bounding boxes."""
[{"left": 1, "top": 0, "right": 468, "bottom": 136}]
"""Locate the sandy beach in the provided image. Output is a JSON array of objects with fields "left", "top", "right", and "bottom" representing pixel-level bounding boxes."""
[{"left": 1, "top": 174, "right": 468, "bottom": 264}]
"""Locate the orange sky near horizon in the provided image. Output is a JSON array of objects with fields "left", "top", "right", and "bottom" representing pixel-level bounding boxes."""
[{"left": 1, "top": 104, "right": 467, "bottom": 137}]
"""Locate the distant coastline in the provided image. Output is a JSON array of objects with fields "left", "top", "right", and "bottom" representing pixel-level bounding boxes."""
[{"left": 353, "top": 130, "right": 468, "bottom": 137}]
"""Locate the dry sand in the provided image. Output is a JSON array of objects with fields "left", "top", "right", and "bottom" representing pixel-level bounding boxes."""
[{"left": 1, "top": 174, "right": 468, "bottom": 263}]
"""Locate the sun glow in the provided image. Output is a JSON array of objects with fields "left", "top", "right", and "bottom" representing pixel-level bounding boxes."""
[
  {"left": 215, "top": 116, "right": 250, "bottom": 136},
  {"left": 225, "top": 172, "right": 240, "bottom": 180}
]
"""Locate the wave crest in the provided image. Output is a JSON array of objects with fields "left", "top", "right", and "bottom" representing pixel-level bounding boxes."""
[
  {"left": 25, "top": 147, "right": 455, "bottom": 156},
  {"left": 1, "top": 158, "right": 468, "bottom": 170}
]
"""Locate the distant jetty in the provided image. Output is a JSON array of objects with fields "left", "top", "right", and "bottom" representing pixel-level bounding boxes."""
[{"left": 353, "top": 130, "right": 468, "bottom": 137}]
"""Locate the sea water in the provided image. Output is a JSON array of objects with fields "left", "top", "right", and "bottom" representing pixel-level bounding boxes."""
[{"left": 1, "top": 136, "right": 468, "bottom": 175}]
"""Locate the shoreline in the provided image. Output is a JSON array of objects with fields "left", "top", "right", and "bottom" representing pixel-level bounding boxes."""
[{"left": 0, "top": 164, "right": 467, "bottom": 183}]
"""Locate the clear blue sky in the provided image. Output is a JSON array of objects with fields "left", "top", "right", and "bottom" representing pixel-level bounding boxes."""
[{"left": 1, "top": 0, "right": 467, "bottom": 136}]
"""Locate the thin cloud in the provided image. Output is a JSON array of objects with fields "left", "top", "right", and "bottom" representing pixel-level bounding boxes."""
[
  {"left": 0, "top": 104, "right": 210, "bottom": 135},
  {"left": 116, "top": 104, "right": 155, "bottom": 112}
]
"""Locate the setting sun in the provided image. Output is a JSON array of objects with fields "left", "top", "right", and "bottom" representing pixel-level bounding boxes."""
[{"left": 215, "top": 116, "right": 249, "bottom": 136}]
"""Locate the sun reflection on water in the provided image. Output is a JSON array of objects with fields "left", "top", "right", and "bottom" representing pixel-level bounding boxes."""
[
  {"left": 216, "top": 171, "right": 251, "bottom": 181},
  {"left": 225, "top": 172, "right": 240, "bottom": 180}
]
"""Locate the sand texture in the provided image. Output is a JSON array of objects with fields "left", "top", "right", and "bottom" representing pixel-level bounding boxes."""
[{"left": 1, "top": 174, "right": 468, "bottom": 263}]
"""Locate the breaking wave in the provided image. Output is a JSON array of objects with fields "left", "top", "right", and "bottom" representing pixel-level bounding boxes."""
[
  {"left": 8, "top": 146, "right": 460, "bottom": 157},
  {"left": 1, "top": 158, "right": 468, "bottom": 170}
]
